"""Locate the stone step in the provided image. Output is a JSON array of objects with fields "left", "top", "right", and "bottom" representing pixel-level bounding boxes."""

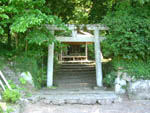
[
  {"left": 60, "top": 65, "right": 95, "bottom": 68},
  {"left": 54, "top": 62, "right": 96, "bottom": 90},
  {"left": 54, "top": 73, "right": 96, "bottom": 76},
  {"left": 54, "top": 77, "right": 96, "bottom": 80},
  {"left": 61, "top": 63, "right": 95, "bottom": 66},
  {"left": 54, "top": 75, "right": 96, "bottom": 78},
  {"left": 60, "top": 61, "right": 95, "bottom": 64},
  {"left": 54, "top": 82, "right": 96, "bottom": 86},
  {"left": 55, "top": 85, "right": 96, "bottom": 89},
  {"left": 54, "top": 76, "right": 96, "bottom": 80},
  {"left": 28, "top": 90, "right": 119, "bottom": 105},
  {"left": 54, "top": 79, "right": 96, "bottom": 83},
  {"left": 60, "top": 67, "right": 95, "bottom": 70},
  {"left": 55, "top": 71, "right": 96, "bottom": 74},
  {"left": 56, "top": 68, "right": 95, "bottom": 72}
]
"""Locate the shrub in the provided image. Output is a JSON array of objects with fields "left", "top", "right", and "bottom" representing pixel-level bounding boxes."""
[
  {"left": 0, "top": 106, "right": 3, "bottom": 113},
  {"left": 103, "top": 71, "right": 116, "bottom": 87},
  {"left": 102, "top": 1, "right": 150, "bottom": 60},
  {"left": 102, "top": 61, "right": 117, "bottom": 87},
  {"left": 112, "top": 57, "right": 150, "bottom": 80},
  {"left": 2, "top": 89, "right": 21, "bottom": 103}
]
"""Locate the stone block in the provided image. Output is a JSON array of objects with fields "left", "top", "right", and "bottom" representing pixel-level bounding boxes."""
[
  {"left": 66, "top": 99, "right": 78, "bottom": 104},
  {"left": 115, "top": 77, "right": 126, "bottom": 94},
  {"left": 20, "top": 72, "right": 34, "bottom": 87},
  {"left": 128, "top": 80, "right": 150, "bottom": 100},
  {"left": 52, "top": 99, "right": 65, "bottom": 105},
  {"left": 97, "top": 99, "right": 113, "bottom": 105},
  {"left": 79, "top": 98, "right": 96, "bottom": 105}
]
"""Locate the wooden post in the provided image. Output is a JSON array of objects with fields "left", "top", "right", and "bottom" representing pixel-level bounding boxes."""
[
  {"left": 47, "top": 31, "right": 54, "bottom": 87},
  {"left": 72, "top": 25, "right": 77, "bottom": 38},
  {"left": 94, "top": 28, "right": 103, "bottom": 87},
  {"left": 85, "top": 43, "right": 88, "bottom": 61},
  {"left": 60, "top": 49, "right": 63, "bottom": 61}
]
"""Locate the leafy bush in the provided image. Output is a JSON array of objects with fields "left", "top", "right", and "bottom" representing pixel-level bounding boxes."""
[
  {"left": 19, "top": 77, "right": 27, "bottom": 85},
  {"left": 102, "top": 61, "right": 117, "bottom": 87},
  {"left": 2, "top": 89, "right": 21, "bottom": 103},
  {"left": 102, "top": 1, "right": 150, "bottom": 60},
  {"left": 112, "top": 57, "right": 150, "bottom": 80},
  {"left": 13, "top": 55, "right": 45, "bottom": 88},
  {"left": 0, "top": 106, "right": 3, "bottom": 113},
  {"left": 102, "top": 57, "right": 150, "bottom": 87},
  {"left": 103, "top": 71, "right": 116, "bottom": 87}
]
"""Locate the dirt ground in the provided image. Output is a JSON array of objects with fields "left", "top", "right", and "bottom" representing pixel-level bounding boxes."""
[{"left": 22, "top": 100, "right": 150, "bottom": 113}]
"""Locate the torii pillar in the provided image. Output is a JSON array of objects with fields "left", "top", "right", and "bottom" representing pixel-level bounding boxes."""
[
  {"left": 94, "top": 28, "right": 103, "bottom": 87},
  {"left": 47, "top": 31, "right": 54, "bottom": 87}
]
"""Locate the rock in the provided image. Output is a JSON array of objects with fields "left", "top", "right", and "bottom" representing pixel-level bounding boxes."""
[
  {"left": 128, "top": 80, "right": 150, "bottom": 100},
  {"left": 66, "top": 99, "right": 78, "bottom": 104},
  {"left": 122, "top": 72, "right": 133, "bottom": 82},
  {"left": 79, "top": 98, "right": 96, "bottom": 105},
  {"left": 3, "top": 66, "right": 20, "bottom": 86},
  {"left": 97, "top": 99, "right": 113, "bottom": 105},
  {"left": 20, "top": 72, "right": 34, "bottom": 87},
  {"left": 28, "top": 95, "right": 40, "bottom": 103},
  {"left": 114, "top": 97, "right": 123, "bottom": 103},
  {"left": 43, "top": 99, "right": 51, "bottom": 104},
  {"left": 52, "top": 99, "right": 65, "bottom": 105},
  {"left": 115, "top": 77, "right": 126, "bottom": 94}
]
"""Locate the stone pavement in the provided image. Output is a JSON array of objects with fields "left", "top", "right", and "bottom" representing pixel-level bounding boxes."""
[{"left": 22, "top": 100, "right": 150, "bottom": 113}]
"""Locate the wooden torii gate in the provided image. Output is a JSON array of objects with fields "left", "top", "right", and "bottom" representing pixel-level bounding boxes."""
[{"left": 46, "top": 24, "right": 108, "bottom": 87}]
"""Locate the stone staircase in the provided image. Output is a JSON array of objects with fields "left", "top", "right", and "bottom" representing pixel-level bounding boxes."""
[
  {"left": 27, "top": 62, "right": 120, "bottom": 105},
  {"left": 54, "top": 62, "right": 97, "bottom": 90}
]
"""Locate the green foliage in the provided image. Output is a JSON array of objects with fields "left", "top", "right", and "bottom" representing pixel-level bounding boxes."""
[
  {"left": 133, "top": 0, "right": 150, "bottom": 4},
  {"left": 13, "top": 55, "right": 45, "bottom": 88},
  {"left": 25, "top": 92, "right": 32, "bottom": 97},
  {"left": 0, "top": 0, "right": 64, "bottom": 47},
  {"left": 47, "top": 0, "right": 92, "bottom": 24},
  {"left": 112, "top": 57, "right": 150, "bottom": 80},
  {"left": 0, "top": 57, "right": 7, "bottom": 70},
  {"left": 47, "top": 86, "right": 57, "bottom": 89},
  {"left": 102, "top": 1, "right": 150, "bottom": 60},
  {"left": 2, "top": 89, "right": 21, "bottom": 103},
  {"left": 25, "top": 27, "right": 55, "bottom": 46},
  {"left": 102, "top": 61, "right": 117, "bottom": 87},
  {"left": 70, "top": 0, "right": 92, "bottom": 24},
  {"left": 87, "top": 44, "right": 95, "bottom": 60},
  {"left": 19, "top": 78, "right": 27, "bottom": 85},
  {"left": 103, "top": 71, "right": 116, "bottom": 87},
  {"left": 0, "top": 106, "right": 14, "bottom": 113},
  {"left": 8, "top": 80, "right": 18, "bottom": 89},
  {"left": 0, "top": 106, "right": 3, "bottom": 113},
  {"left": 89, "top": 0, "right": 110, "bottom": 23}
]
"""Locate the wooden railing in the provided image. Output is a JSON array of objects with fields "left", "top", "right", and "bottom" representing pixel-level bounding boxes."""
[{"left": 62, "top": 56, "right": 87, "bottom": 61}]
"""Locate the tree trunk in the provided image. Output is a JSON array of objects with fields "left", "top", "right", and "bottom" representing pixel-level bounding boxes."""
[{"left": 7, "top": 26, "right": 11, "bottom": 49}]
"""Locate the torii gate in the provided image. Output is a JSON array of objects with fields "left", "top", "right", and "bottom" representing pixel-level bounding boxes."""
[{"left": 46, "top": 24, "right": 108, "bottom": 87}]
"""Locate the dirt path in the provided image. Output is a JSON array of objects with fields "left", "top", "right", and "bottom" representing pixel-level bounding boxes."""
[{"left": 22, "top": 100, "right": 150, "bottom": 113}]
